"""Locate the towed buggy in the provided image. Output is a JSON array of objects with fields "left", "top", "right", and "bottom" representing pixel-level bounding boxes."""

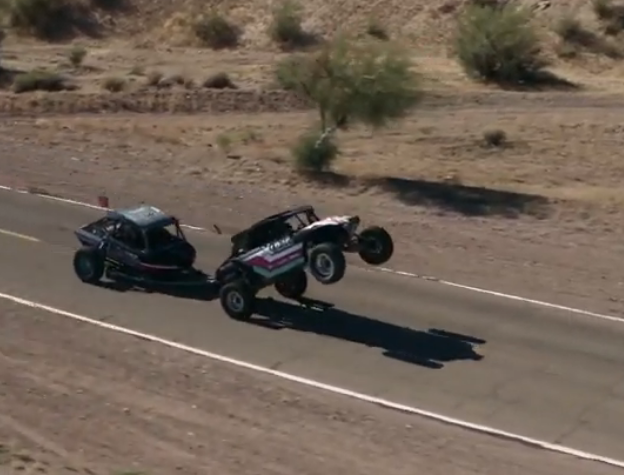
[
  {"left": 214, "top": 205, "right": 394, "bottom": 320},
  {"left": 72, "top": 205, "right": 205, "bottom": 286},
  {"left": 71, "top": 204, "right": 394, "bottom": 322}
]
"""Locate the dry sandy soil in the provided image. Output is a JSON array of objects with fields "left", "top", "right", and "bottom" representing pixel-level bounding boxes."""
[{"left": 1, "top": 301, "right": 623, "bottom": 475}]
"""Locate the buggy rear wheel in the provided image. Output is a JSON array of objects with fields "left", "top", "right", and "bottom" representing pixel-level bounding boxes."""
[
  {"left": 219, "top": 281, "right": 255, "bottom": 321},
  {"left": 275, "top": 269, "right": 308, "bottom": 299},
  {"left": 357, "top": 226, "right": 394, "bottom": 265},
  {"left": 308, "top": 243, "right": 346, "bottom": 284},
  {"left": 73, "top": 247, "right": 105, "bottom": 284}
]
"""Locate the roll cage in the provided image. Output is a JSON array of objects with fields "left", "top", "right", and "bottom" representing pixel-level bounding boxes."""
[
  {"left": 92, "top": 214, "right": 187, "bottom": 254},
  {"left": 230, "top": 206, "right": 320, "bottom": 255}
]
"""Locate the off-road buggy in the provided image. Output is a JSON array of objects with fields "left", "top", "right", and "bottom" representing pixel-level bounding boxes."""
[
  {"left": 214, "top": 205, "right": 393, "bottom": 320},
  {"left": 72, "top": 205, "right": 202, "bottom": 286}
]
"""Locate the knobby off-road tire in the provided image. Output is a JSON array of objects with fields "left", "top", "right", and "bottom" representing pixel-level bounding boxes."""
[
  {"left": 73, "top": 247, "right": 105, "bottom": 284},
  {"left": 357, "top": 226, "right": 394, "bottom": 265},
  {"left": 219, "top": 281, "right": 256, "bottom": 321},
  {"left": 274, "top": 269, "right": 308, "bottom": 299},
  {"left": 308, "top": 243, "right": 346, "bottom": 284}
]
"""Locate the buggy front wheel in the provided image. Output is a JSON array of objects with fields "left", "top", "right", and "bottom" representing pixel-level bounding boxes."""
[
  {"left": 219, "top": 281, "right": 255, "bottom": 321},
  {"left": 73, "top": 247, "right": 105, "bottom": 284},
  {"left": 308, "top": 243, "right": 346, "bottom": 284},
  {"left": 357, "top": 226, "right": 394, "bottom": 265}
]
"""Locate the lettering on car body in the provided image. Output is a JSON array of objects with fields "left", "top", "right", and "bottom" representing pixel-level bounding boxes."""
[{"left": 267, "top": 236, "right": 294, "bottom": 253}]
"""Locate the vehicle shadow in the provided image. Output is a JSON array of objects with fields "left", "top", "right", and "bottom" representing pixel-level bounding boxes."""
[
  {"left": 249, "top": 297, "right": 486, "bottom": 369},
  {"left": 94, "top": 275, "right": 218, "bottom": 302},
  {"left": 370, "top": 176, "right": 550, "bottom": 218}
]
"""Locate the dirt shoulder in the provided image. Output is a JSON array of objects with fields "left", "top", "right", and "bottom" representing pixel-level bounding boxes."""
[{"left": 0, "top": 300, "right": 620, "bottom": 475}]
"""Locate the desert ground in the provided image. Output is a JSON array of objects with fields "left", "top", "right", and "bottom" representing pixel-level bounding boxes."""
[
  {"left": 1, "top": 0, "right": 624, "bottom": 471},
  {"left": 2, "top": 301, "right": 624, "bottom": 475}
]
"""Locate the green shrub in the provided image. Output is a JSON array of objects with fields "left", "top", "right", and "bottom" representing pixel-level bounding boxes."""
[
  {"left": 68, "top": 44, "right": 87, "bottom": 67},
  {"left": 273, "top": 54, "right": 310, "bottom": 90},
  {"left": 268, "top": 0, "right": 308, "bottom": 48},
  {"left": 12, "top": 69, "right": 69, "bottom": 93},
  {"left": 276, "top": 37, "right": 421, "bottom": 130},
  {"left": 6, "top": 0, "right": 81, "bottom": 39},
  {"left": 292, "top": 128, "right": 339, "bottom": 172},
  {"left": 454, "top": 3, "right": 549, "bottom": 85},
  {"left": 193, "top": 11, "right": 239, "bottom": 49}
]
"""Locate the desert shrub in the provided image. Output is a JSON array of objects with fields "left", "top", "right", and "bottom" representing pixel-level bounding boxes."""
[
  {"left": 555, "top": 16, "right": 589, "bottom": 44},
  {"left": 454, "top": 3, "right": 549, "bottom": 85},
  {"left": 68, "top": 44, "right": 87, "bottom": 67},
  {"left": 366, "top": 19, "right": 388, "bottom": 40},
  {"left": 268, "top": 0, "right": 309, "bottom": 48},
  {"left": 593, "top": 0, "right": 616, "bottom": 20},
  {"left": 554, "top": 14, "right": 622, "bottom": 58},
  {"left": 292, "top": 127, "right": 339, "bottom": 172},
  {"left": 482, "top": 128, "right": 507, "bottom": 147},
  {"left": 12, "top": 69, "right": 69, "bottom": 92},
  {"left": 102, "top": 76, "right": 126, "bottom": 92},
  {"left": 6, "top": 0, "right": 84, "bottom": 39},
  {"left": 146, "top": 70, "right": 163, "bottom": 86},
  {"left": 592, "top": 0, "right": 624, "bottom": 35},
  {"left": 0, "top": 28, "right": 4, "bottom": 70},
  {"left": 193, "top": 11, "right": 239, "bottom": 49},
  {"left": 202, "top": 72, "right": 236, "bottom": 89},
  {"left": 215, "top": 133, "right": 232, "bottom": 152},
  {"left": 468, "top": 0, "right": 502, "bottom": 7}
]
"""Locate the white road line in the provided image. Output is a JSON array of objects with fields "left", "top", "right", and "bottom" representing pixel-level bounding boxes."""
[
  {"left": 0, "top": 185, "right": 621, "bottom": 322},
  {"left": 374, "top": 268, "right": 624, "bottom": 323},
  {"left": 0, "top": 228, "right": 40, "bottom": 242},
  {"left": 0, "top": 289, "right": 623, "bottom": 468}
]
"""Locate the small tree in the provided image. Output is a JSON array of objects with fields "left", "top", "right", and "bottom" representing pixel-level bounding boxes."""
[
  {"left": 454, "top": 3, "right": 548, "bottom": 85},
  {"left": 276, "top": 36, "right": 421, "bottom": 171}
]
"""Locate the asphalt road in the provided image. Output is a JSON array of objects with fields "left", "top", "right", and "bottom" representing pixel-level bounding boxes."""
[{"left": 1, "top": 189, "right": 623, "bottom": 461}]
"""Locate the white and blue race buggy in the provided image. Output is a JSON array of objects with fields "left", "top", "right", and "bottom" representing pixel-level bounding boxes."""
[{"left": 214, "top": 205, "right": 394, "bottom": 320}]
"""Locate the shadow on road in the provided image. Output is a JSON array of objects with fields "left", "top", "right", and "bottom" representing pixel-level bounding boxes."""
[
  {"left": 94, "top": 274, "right": 218, "bottom": 302},
  {"left": 93, "top": 279, "right": 485, "bottom": 369},
  {"left": 249, "top": 297, "right": 486, "bottom": 369}
]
